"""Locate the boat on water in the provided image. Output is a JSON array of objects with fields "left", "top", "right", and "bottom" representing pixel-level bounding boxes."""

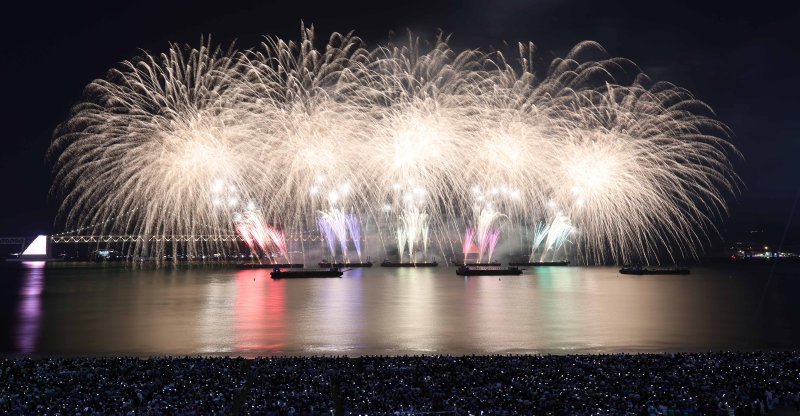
[
  {"left": 619, "top": 265, "right": 690, "bottom": 275},
  {"left": 270, "top": 267, "right": 343, "bottom": 279},
  {"left": 456, "top": 266, "right": 523, "bottom": 276},
  {"left": 236, "top": 263, "right": 304, "bottom": 269},
  {"left": 380, "top": 259, "right": 439, "bottom": 267},
  {"left": 508, "top": 260, "right": 570, "bottom": 267},
  {"left": 319, "top": 257, "right": 373, "bottom": 268}
]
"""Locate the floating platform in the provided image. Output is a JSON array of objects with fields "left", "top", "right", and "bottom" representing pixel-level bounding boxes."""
[
  {"left": 318, "top": 262, "right": 373, "bottom": 268},
  {"left": 380, "top": 260, "right": 439, "bottom": 267},
  {"left": 456, "top": 266, "right": 523, "bottom": 276},
  {"left": 619, "top": 266, "right": 690, "bottom": 275},
  {"left": 271, "top": 268, "right": 343, "bottom": 279},
  {"left": 5, "top": 257, "right": 63, "bottom": 263},
  {"left": 508, "top": 260, "right": 570, "bottom": 267},
  {"left": 319, "top": 258, "right": 373, "bottom": 268},
  {"left": 236, "top": 263, "right": 304, "bottom": 269},
  {"left": 452, "top": 261, "right": 501, "bottom": 267}
]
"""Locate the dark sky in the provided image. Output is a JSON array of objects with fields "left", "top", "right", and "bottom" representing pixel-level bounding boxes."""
[{"left": 1, "top": 0, "right": 798, "bottom": 247}]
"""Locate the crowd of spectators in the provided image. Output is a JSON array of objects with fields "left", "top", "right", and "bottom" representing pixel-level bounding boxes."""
[
  {"left": 242, "top": 357, "right": 336, "bottom": 414},
  {"left": 0, "top": 356, "right": 247, "bottom": 415},
  {"left": 0, "top": 352, "right": 798, "bottom": 415},
  {"left": 335, "top": 352, "right": 800, "bottom": 415}
]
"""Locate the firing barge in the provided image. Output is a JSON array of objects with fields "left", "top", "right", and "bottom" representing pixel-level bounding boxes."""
[{"left": 456, "top": 266, "right": 524, "bottom": 276}]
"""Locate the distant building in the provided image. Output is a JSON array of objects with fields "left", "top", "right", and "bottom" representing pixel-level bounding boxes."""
[{"left": 727, "top": 239, "right": 798, "bottom": 260}]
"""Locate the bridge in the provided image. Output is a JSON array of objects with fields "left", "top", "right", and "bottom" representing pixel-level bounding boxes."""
[
  {"left": 50, "top": 234, "right": 326, "bottom": 243},
  {"left": 52, "top": 235, "right": 242, "bottom": 243},
  {"left": 0, "top": 237, "right": 26, "bottom": 252}
]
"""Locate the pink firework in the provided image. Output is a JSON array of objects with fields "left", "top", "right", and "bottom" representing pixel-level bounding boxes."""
[
  {"left": 462, "top": 228, "right": 476, "bottom": 263},
  {"left": 486, "top": 230, "right": 501, "bottom": 263},
  {"left": 235, "top": 211, "right": 290, "bottom": 263}
]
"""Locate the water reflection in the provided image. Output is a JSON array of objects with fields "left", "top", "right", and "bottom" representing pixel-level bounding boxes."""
[
  {"left": 234, "top": 270, "right": 286, "bottom": 355},
  {"left": 1, "top": 264, "right": 799, "bottom": 356},
  {"left": 464, "top": 274, "right": 537, "bottom": 353},
  {"left": 16, "top": 261, "right": 44, "bottom": 353},
  {"left": 301, "top": 269, "right": 364, "bottom": 353},
  {"left": 533, "top": 267, "right": 593, "bottom": 351},
  {"left": 196, "top": 272, "right": 236, "bottom": 354},
  {"left": 391, "top": 269, "right": 441, "bottom": 352}
]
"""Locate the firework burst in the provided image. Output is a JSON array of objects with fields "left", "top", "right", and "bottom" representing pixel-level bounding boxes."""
[{"left": 50, "top": 27, "right": 739, "bottom": 264}]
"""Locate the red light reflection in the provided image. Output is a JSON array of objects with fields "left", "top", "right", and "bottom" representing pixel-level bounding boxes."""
[{"left": 234, "top": 270, "right": 286, "bottom": 355}]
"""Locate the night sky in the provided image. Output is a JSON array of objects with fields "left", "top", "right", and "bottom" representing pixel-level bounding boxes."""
[{"left": 1, "top": 0, "right": 798, "bottom": 249}]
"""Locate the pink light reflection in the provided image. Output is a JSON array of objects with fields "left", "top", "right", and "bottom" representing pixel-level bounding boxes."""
[
  {"left": 16, "top": 261, "right": 45, "bottom": 354},
  {"left": 234, "top": 270, "right": 286, "bottom": 355}
]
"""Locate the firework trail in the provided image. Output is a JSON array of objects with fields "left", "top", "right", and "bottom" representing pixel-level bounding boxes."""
[
  {"left": 396, "top": 228, "right": 407, "bottom": 263},
  {"left": 422, "top": 219, "right": 431, "bottom": 262},
  {"left": 396, "top": 207, "right": 430, "bottom": 263},
  {"left": 236, "top": 222, "right": 257, "bottom": 255},
  {"left": 318, "top": 217, "right": 338, "bottom": 262},
  {"left": 469, "top": 208, "right": 505, "bottom": 263},
  {"left": 264, "top": 225, "right": 289, "bottom": 263},
  {"left": 530, "top": 222, "right": 550, "bottom": 261},
  {"left": 345, "top": 213, "right": 363, "bottom": 261},
  {"left": 235, "top": 211, "right": 290, "bottom": 263},
  {"left": 486, "top": 231, "right": 501, "bottom": 263},
  {"left": 528, "top": 212, "right": 574, "bottom": 261},
  {"left": 318, "top": 209, "right": 350, "bottom": 261},
  {"left": 50, "top": 27, "right": 740, "bottom": 264},
  {"left": 317, "top": 208, "right": 363, "bottom": 262},
  {"left": 540, "top": 214, "right": 574, "bottom": 261},
  {"left": 462, "top": 228, "right": 476, "bottom": 264}
]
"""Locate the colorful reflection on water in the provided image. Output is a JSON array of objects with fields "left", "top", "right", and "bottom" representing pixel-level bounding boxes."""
[
  {"left": 15, "top": 261, "right": 45, "bottom": 353},
  {"left": 234, "top": 270, "right": 286, "bottom": 354},
  {"left": 1, "top": 263, "right": 798, "bottom": 356}
]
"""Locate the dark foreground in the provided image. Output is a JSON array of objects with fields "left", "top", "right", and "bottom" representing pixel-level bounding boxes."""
[{"left": 2, "top": 353, "right": 800, "bottom": 415}]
